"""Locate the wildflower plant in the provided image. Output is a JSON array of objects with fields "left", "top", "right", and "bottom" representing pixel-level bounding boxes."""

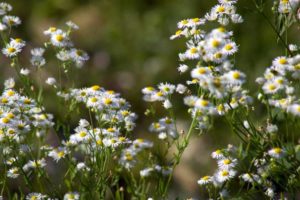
[{"left": 0, "top": 0, "right": 300, "bottom": 199}]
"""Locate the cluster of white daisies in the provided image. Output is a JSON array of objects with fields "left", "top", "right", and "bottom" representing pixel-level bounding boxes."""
[
  {"left": 0, "top": 1, "right": 89, "bottom": 90},
  {"left": 197, "top": 142, "right": 291, "bottom": 199},
  {"left": 0, "top": 81, "right": 54, "bottom": 184},
  {"left": 43, "top": 23, "right": 89, "bottom": 68},
  {"left": 143, "top": 0, "right": 252, "bottom": 139},
  {"left": 59, "top": 85, "right": 156, "bottom": 170},
  {"left": 256, "top": 53, "right": 300, "bottom": 116}
]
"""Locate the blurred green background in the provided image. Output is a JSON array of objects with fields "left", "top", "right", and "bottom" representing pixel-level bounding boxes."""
[{"left": 0, "top": 0, "right": 299, "bottom": 198}]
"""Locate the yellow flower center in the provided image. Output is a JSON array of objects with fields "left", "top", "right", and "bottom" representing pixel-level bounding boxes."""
[
  {"left": 39, "top": 114, "right": 47, "bottom": 120},
  {"left": 190, "top": 47, "right": 198, "bottom": 54},
  {"left": 294, "top": 64, "right": 300, "bottom": 70},
  {"left": 137, "top": 139, "right": 144, "bottom": 143},
  {"left": 125, "top": 153, "right": 133, "bottom": 161},
  {"left": 225, "top": 44, "right": 233, "bottom": 50},
  {"left": 1, "top": 118, "right": 10, "bottom": 124},
  {"left": 279, "top": 58, "right": 287, "bottom": 65},
  {"left": 7, "top": 90, "right": 15, "bottom": 96},
  {"left": 15, "top": 38, "right": 22, "bottom": 43},
  {"left": 221, "top": 170, "right": 229, "bottom": 177},
  {"left": 57, "top": 151, "right": 65, "bottom": 158},
  {"left": 230, "top": 98, "right": 237, "bottom": 104},
  {"left": 175, "top": 30, "right": 182, "bottom": 35},
  {"left": 274, "top": 147, "right": 282, "bottom": 154},
  {"left": 18, "top": 124, "right": 24, "bottom": 130},
  {"left": 223, "top": 159, "right": 231, "bottom": 165},
  {"left": 165, "top": 118, "right": 172, "bottom": 124},
  {"left": 156, "top": 91, "right": 163, "bottom": 97},
  {"left": 192, "top": 18, "right": 200, "bottom": 22},
  {"left": 24, "top": 98, "right": 31, "bottom": 104},
  {"left": 268, "top": 84, "right": 276, "bottom": 91},
  {"left": 215, "top": 150, "right": 222, "bottom": 154},
  {"left": 200, "top": 100, "right": 209, "bottom": 107},
  {"left": 212, "top": 39, "right": 220, "bottom": 48},
  {"left": 217, "top": 104, "right": 224, "bottom": 112},
  {"left": 8, "top": 19, "right": 15, "bottom": 25},
  {"left": 8, "top": 129, "right": 15, "bottom": 135},
  {"left": 1, "top": 98, "right": 8, "bottom": 104},
  {"left": 213, "top": 78, "right": 221, "bottom": 88},
  {"left": 146, "top": 87, "right": 154, "bottom": 91},
  {"left": 104, "top": 98, "right": 112, "bottom": 105},
  {"left": 217, "top": 6, "right": 225, "bottom": 13},
  {"left": 198, "top": 67, "right": 207, "bottom": 74},
  {"left": 107, "top": 128, "right": 115, "bottom": 132},
  {"left": 97, "top": 139, "right": 103, "bottom": 145},
  {"left": 121, "top": 111, "right": 129, "bottom": 116},
  {"left": 90, "top": 97, "right": 98, "bottom": 103},
  {"left": 181, "top": 20, "right": 188, "bottom": 25},
  {"left": 50, "top": 27, "right": 57, "bottom": 32},
  {"left": 214, "top": 52, "right": 222, "bottom": 59},
  {"left": 154, "top": 123, "right": 160, "bottom": 129},
  {"left": 8, "top": 47, "right": 16, "bottom": 53},
  {"left": 30, "top": 196, "right": 38, "bottom": 200},
  {"left": 7, "top": 113, "right": 14, "bottom": 119},
  {"left": 218, "top": 27, "right": 226, "bottom": 32},
  {"left": 79, "top": 131, "right": 87, "bottom": 137},
  {"left": 232, "top": 72, "right": 240, "bottom": 79},
  {"left": 55, "top": 34, "right": 64, "bottom": 42},
  {"left": 91, "top": 85, "right": 101, "bottom": 91},
  {"left": 111, "top": 139, "right": 117, "bottom": 144}
]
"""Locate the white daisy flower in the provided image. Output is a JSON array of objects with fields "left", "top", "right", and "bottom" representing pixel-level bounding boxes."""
[
  {"left": 7, "top": 167, "right": 19, "bottom": 178},
  {"left": 268, "top": 147, "right": 286, "bottom": 159},
  {"left": 66, "top": 21, "right": 79, "bottom": 30},
  {"left": 50, "top": 30, "right": 71, "bottom": 47},
  {"left": 262, "top": 81, "right": 281, "bottom": 94},
  {"left": 64, "top": 192, "right": 80, "bottom": 200},
  {"left": 217, "top": 158, "right": 237, "bottom": 170},
  {"left": 0, "top": 3, "right": 12, "bottom": 15},
  {"left": 140, "top": 168, "right": 153, "bottom": 177},
  {"left": 46, "top": 77, "right": 57, "bottom": 86},
  {"left": 158, "top": 83, "right": 175, "bottom": 95},
  {"left": 76, "top": 162, "right": 90, "bottom": 171},
  {"left": 222, "top": 42, "right": 238, "bottom": 55},
  {"left": 163, "top": 99, "right": 172, "bottom": 109},
  {"left": 176, "top": 84, "right": 187, "bottom": 94},
  {"left": 185, "top": 46, "right": 200, "bottom": 59},
  {"left": 48, "top": 147, "right": 68, "bottom": 162},
  {"left": 0, "top": 22, "right": 7, "bottom": 31},
  {"left": 191, "top": 67, "right": 212, "bottom": 80},
  {"left": 43, "top": 27, "right": 58, "bottom": 35},
  {"left": 3, "top": 15, "right": 21, "bottom": 26},
  {"left": 2, "top": 43, "right": 22, "bottom": 57},
  {"left": 70, "top": 48, "right": 89, "bottom": 67},
  {"left": 170, "top": 29, "right": 187, "bottom": 40},
  {"left": 211, "top": 149, "right": 224, "bottom": 159},
  {"left": 287, "top": 104, "right": 300, "bottom": 116},
  {"left": 178, "top": 64, "right": 189, "bottom": 73},
  {"left": 195, "top": 98, "right": 213, "bottom": 112},
  {"left": 26, "top": 193, "right": 47, "bottom": 200},
  {"left": 197, "top": 175, "right": 212, "bottom": 185},
  {"left": 177, "top": 19, "right": 189, "bottom": 28},
  {"left": 222, "top": 70, "right": 246, "bottom": 85},
  {"left": 215, "top": 169, "right": 236, "bottom": 183},
  {"left": 20, "top": 68, "right": 30, "bottom": 76}
]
